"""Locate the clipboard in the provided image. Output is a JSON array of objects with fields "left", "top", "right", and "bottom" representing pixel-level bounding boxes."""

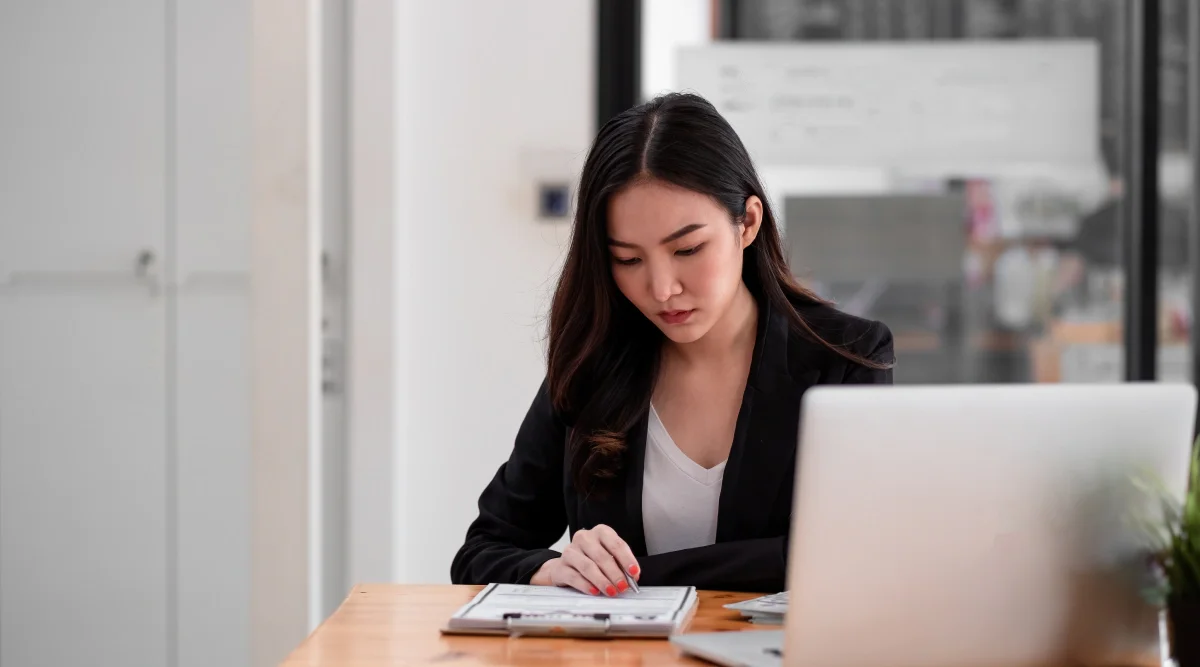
[
  {"left": 441, "top": 583, "right": 699, "bottom": 638},
  {"left": 503, "top": 612, "right": 615, "bottom": 637}
]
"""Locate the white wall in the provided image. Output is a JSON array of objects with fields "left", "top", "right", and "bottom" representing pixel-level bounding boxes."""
[
  {"left": 250, "top": 0, "right": 322, "bottom": 663},
  {"left": 346, "top": 0, "right": 396, "bottom": 590},
  {"left": 641, "top": 0, "right": 712, "bottom": 102},
  {"left": 390, "top": 0, "right": 594, "bottom": 583}
]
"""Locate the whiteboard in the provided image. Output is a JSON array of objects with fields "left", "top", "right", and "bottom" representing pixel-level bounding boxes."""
[{"left": 677, "top": 41, "right": 1099, "bottom": 169}]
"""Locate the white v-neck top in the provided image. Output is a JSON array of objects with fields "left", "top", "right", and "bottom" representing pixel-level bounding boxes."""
[{"left": 641, "top": 404, "right": 727, "bottom": 556}]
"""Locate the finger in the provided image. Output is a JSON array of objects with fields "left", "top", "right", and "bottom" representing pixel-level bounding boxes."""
[
  {"left": 577, "top": 532, "right": 629, "bottom": 593},
  {"left": 563, "top": 547, "right": 617, "bottom": 597},
  {"left": 594, "top": 525, "right": 641, "bottom": 580},
  {"left": 554, "top": 561, "right": 600, "bottom": 596},
  {"left": 563, "top": 546, "right": 615, "bottom": 596}
]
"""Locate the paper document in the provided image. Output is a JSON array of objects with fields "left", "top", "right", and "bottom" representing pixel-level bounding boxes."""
[{"left": 444, "top": 583, "right": 698, "bottom": 638}]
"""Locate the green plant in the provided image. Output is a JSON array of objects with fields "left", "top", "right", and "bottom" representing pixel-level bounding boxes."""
[{"left": 1132, "top": 435, "right": 1200, "bottom": 606}]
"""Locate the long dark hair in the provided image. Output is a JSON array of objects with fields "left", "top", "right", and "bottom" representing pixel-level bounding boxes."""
[{"left": 548, "top": 92, "right": 885, "bottom": 493}]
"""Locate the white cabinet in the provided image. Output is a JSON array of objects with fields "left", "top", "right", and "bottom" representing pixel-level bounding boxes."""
[
  {"left": 0, "top": 2, "right": 171, "bottom": 666},
  {"left": 175, "top": 0, "right": 251, "bottom": 277},
  {"left": 0, "top": 293, "right": 169, "bottom": 666},
  {"left": 0, "top": 0, "right": 166, "bottom": 278},
  {"left": 0, "top": 1, "right": 251, "bottom": 666},
  {"left": 174, "top": 2, "right": 252, "bottom": 666},
  {"left": 175, "top": 290, "right": 250, "bottom": 667}
]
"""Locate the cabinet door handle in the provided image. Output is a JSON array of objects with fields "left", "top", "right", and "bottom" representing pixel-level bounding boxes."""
[{"left": 135, "top": 249, "right": 155, "bottom": 278}]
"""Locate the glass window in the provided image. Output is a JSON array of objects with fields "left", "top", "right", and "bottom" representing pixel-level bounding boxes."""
[
  {"left": 713, "top": 0, "right": 1134, "bottom": 384},
  {"left": 1157, "top": 0, "right": 1193, "bottom": 383}
]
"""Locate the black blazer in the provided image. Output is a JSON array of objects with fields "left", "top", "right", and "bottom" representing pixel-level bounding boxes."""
[{"left": 450, "top": 297, "right": 894, "bottom": 592}]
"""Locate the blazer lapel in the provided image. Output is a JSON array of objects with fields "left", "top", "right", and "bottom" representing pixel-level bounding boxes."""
[
  {"left": 716, "top": 298, "right": 816, "bottom": 541},
  {"left": 622, "top": 410, "right": 650, "bottom": 556},
  {"left": 575, "top": 411, "right": 650, "bottom": 555}
]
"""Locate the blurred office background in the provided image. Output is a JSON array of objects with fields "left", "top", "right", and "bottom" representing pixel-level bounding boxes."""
[{"left": 0, "top": 1, "right": 1196, "bottom": 666}]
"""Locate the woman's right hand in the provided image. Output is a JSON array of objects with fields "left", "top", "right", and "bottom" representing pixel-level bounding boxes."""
[{"left": 530, "top": 524, "right": 640, "bottom": 596}]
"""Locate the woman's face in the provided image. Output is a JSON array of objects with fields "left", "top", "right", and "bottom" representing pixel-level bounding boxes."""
[{"left": 606, "top": 179, "right": 761, "bottom": 344}]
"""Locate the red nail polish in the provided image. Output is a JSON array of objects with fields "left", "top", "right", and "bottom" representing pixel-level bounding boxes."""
[
  {"left": 606, "top": 585, "right": 617, "bottom": 597},
  {"left": 629, "top": 564, "right": 640, "bottom": 576},
  {"left": 589, "top": 586, "right": 599, "bottom": 595},
  {"left": 617, "top": 581, "right": 628, "bottom": 592}
]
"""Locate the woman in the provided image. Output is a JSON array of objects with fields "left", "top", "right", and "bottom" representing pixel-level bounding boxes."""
[{"left": 450, "top": 93, "right": 893, "bottom": 595}]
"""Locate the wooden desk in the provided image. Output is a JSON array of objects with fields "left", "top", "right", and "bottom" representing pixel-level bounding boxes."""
[{"left": 282, "top": 584, "right": 772, "bottom": 666}]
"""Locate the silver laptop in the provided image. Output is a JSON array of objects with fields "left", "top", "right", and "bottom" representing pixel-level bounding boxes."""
[{"left": 672, "top": 384, "right": 1196, "bottom": 667}]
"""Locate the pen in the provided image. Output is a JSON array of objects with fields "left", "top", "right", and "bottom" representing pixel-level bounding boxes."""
[{"left": 622, "top": 565, "right": 640, "bottom": 594}]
